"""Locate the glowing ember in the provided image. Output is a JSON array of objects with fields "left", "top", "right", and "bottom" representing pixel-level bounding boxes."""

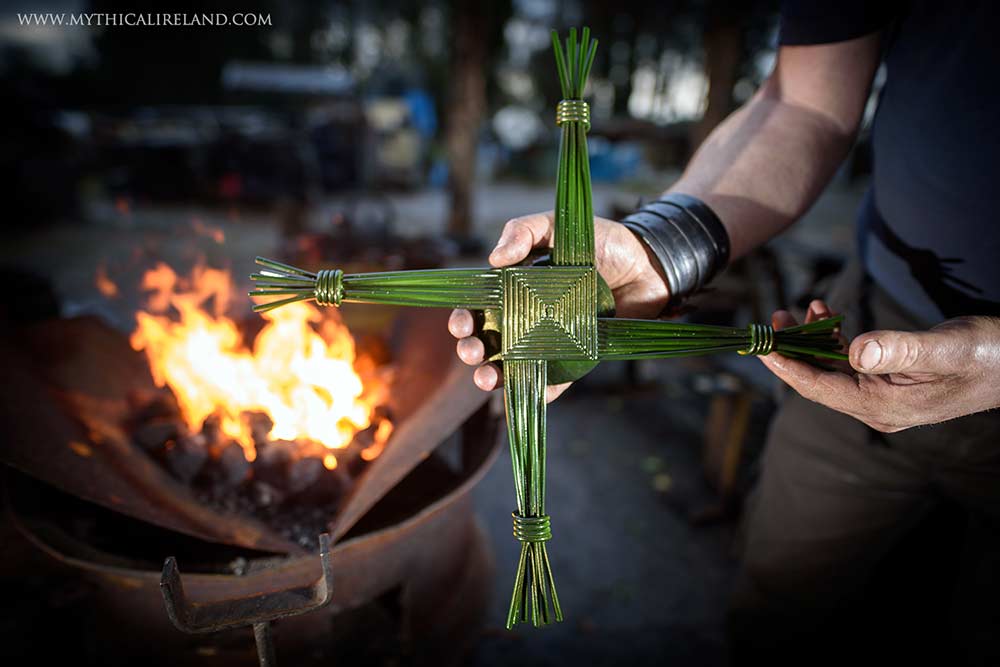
[
  {"left": 128, "top": 262, "right": 391, "bottom": 467},
  {"left": 361, "top": 420, "right": 394, "bottom": 461},
  {"left": 190, "top": 216, "right": 225, "bottom": 244},
  {"left": 95, "top": 263, "right": 119, "bottom": 298}
]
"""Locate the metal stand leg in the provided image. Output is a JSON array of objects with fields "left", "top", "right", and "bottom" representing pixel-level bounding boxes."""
[
  {"left": 160, "top": 533, "right": 333, "bottom": 667},
  {"left": 253, "top": 622, "right": 276, "bottom": 667}
]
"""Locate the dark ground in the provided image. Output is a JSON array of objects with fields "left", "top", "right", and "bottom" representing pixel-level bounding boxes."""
[{"left": 468, "top": 359, "right": 756, "bottom": 667}]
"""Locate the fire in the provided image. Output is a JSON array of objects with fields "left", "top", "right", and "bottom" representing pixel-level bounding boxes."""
[{"left": 128, "top": 262, "right": 390, "bottom": 466}]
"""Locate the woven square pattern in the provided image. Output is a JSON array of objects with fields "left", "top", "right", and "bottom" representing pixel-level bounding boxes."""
[{"left": 501, "top": 266, "right": 598, "bottom": 360}]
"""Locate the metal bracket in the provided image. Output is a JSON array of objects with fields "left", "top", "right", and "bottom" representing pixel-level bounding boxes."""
[{"left": 160, "top": 533, "right": 333, "bottom": 667}]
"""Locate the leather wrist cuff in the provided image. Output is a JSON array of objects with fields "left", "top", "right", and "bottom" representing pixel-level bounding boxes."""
[{"left": 619, "top": 193, "right": 730, "bottom": 301}]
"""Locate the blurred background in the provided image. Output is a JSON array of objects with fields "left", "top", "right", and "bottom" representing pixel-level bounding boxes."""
[{"left": 0, "top": 1, "right": 880, "bottom": 666}]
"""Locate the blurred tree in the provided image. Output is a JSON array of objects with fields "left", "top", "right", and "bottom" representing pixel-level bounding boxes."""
[
  {"left": 574, "top": 1, "right": 776, "bottom": 153},
  {"left": 691, "top": 1, "right": 751, "bottom": 150},
  {"left": 443, "top": 0, "right": 511, "bottom": 239},
  {"left": 584, "top": 1, "right": 691, "bottom": 118}
]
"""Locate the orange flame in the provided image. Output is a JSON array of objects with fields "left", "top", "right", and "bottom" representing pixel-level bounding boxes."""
[{"left": 129, "top": 262, "right": 391, "bottom": 466}]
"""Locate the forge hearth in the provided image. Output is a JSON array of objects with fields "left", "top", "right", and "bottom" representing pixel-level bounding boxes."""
[
  {"left": 128, "top": 389, "right": 388, "bottom": 550},
  {"left": 0, "top": 305, "right": 501, "bottom": 666}
]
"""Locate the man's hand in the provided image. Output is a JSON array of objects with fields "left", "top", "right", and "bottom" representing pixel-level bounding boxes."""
[
  {"left": 447, "top": 211, "right": 671, "bottom": 402},
  {"left": 760, "top": 301, "right": 1000, "bottom": 432}
]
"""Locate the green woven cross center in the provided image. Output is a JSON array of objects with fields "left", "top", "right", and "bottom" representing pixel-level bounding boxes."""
[
  {"left": 249, "top": 27, "right": 844, "bottom": 631},
  {"left": 502, "top": 267, "right": 597, "bottom": 360}
]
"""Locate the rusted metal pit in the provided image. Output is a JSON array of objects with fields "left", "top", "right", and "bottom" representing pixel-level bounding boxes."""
[{"left": 0, "top": 307, "right": 502, "bottom": 665}]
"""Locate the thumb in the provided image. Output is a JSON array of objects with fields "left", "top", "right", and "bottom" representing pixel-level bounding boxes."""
[
  {"left": 849, "top": 329, "right": 959, "bottom": 375},
  {"left": 489, "top": 213, "right": 554, "bottom": 267}
]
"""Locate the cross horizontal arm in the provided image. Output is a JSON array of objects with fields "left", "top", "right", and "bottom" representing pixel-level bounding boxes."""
[
  {"left": 596, "top": 316, "right": 848, "bottom": 361},
  {"left": 251, "top": 257, "right": 502, "bottom": 312},
  {"left": 338, "top": 269, "right": 502, "bottom": 308}
]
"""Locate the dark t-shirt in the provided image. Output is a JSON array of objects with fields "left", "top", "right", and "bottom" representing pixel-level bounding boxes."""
[{"left": 780, "top": 0, "right": 1000, "bottom": 323}]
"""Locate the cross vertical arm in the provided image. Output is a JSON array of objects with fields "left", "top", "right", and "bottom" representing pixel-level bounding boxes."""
[
  {"left": 550, "top": 27, "right": 598, "bottom": 268},
  {"left": 503, "top": 359, "right": 562, "bottom": 628}
]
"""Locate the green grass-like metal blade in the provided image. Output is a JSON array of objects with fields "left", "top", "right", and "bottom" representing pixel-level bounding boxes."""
[
  {"left": 551, "top": 30, "right": 570, "bottom": 97},
  {"left": 251, "top": 294, "right": 314, "bottom": 313},
  {"left": 254, "top": 256, "right": 316, "bottom": 278},
  {"left": 567, "top": 28, "right": 578, "bottom": 94}
]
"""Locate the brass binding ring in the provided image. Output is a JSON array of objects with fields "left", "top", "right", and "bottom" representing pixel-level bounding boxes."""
[
  {"left": 739, "top": 323, "right": 774, "bottom": 356},
  {"left": 512, "top": 512, "right": 552, "bottom": 543},
  {"left": 555, "top": 99, "right": 590, "bottom": 132},
  {"left": 314, "top": 269, "right": 344, "bottom": 307}
]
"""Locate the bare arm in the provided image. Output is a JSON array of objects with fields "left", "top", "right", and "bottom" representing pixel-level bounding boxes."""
[{"left": 670, "top": 32, "right": 882, "bottom": 259}]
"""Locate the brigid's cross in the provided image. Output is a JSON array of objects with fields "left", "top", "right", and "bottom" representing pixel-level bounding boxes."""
[{"left": 249, "top": 28, "right": 844, "bottom": 630}]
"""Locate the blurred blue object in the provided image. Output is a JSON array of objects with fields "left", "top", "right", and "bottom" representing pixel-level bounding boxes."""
[
  {"left": 404, "top": 88, "right": 437, "bottom": 139},
  {"left": 588, "top": 137, "right": 642, "bottom": 183},
  {"left": 428, "top": 159, "right": 449, "bottom": 188}
]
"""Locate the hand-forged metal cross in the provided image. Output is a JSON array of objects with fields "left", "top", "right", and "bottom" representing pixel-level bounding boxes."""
[{"left": 249, "top": 28, "right": 844, "bottom": 630}]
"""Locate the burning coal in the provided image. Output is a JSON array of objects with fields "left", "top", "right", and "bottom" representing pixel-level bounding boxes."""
[{"left": 127, "top": 262, "right": 393, "bottom": 470}]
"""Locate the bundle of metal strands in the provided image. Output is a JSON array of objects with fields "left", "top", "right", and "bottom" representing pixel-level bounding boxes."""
[{"left": 597, "top": 316, "right": 847, "bottom": 361}]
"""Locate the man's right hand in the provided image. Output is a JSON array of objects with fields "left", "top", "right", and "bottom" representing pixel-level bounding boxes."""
[{"left": 447, "top": 211, "right": 671, "bottom": 401}]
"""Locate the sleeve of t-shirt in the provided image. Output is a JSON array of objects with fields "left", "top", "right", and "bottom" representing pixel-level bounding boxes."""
[{"left": 779, "top": 0, "right": 900, "bottom": 45}]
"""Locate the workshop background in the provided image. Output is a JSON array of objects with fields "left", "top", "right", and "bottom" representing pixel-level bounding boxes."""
[{"left": 0, "top": 1, "right": 954, "bottom": 666}]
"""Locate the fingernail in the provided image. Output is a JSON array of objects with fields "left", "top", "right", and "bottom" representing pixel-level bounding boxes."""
[
  {"left": 859, "top": 341, "right": 882, "bottom": 370},
  {"left": 491, "top": 242, "right": 507, "bottom": 257}
]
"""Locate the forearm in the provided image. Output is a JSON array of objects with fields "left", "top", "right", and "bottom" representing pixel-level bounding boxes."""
[
  {"left": 664, "top": 34, "right": 882, "bottom": 262},
  {"left": 669, "top": 86, "right": 857, "bottom": 259}
]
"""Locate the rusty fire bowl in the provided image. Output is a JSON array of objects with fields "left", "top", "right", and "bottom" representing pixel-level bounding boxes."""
[{"left": 6, "top": 404, "right": 501, "bottom": 665}]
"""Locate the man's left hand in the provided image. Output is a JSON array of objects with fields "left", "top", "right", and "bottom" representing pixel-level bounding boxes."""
[{"left": 760, "top": 301, "right": 1000, "bottom": 432}]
